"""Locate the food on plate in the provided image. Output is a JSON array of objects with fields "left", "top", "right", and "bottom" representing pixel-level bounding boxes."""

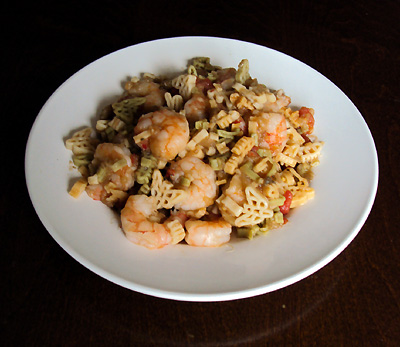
[{"left": 66, "top": 57, "right": 324, "bottom": 249}]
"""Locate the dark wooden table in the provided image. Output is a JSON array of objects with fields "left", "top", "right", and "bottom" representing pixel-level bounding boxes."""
[{"left": 3, "top": 0, "right": 399, "bottom": 345}]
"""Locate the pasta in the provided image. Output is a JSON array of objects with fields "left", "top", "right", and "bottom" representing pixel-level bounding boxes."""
[{"left": 66, "top": 57, "right": 324, "bottom": 249}]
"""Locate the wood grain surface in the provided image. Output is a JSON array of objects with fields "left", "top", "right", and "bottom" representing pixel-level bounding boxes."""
[{"left": 3, "top": 0, "right": 399, "bottom": 346}]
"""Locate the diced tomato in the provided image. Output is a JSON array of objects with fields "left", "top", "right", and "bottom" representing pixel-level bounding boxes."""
[
  {"left": 279, "top": 190, "right": 293, "bottom": 215},
  {"left": 299, "top": 107, "right": 315, "bottom": 134},
  {"left": 138, "top": 139, "right": 149, "bottom": 151},
  {"left": 233, "top": 116, "right": 247, "bottom": 135},
  {"left": 166, "top": 168, "right": 175, "bottom": 179},
  {"left": 130, "top": 154, "right": 139, "bottom": 169}
]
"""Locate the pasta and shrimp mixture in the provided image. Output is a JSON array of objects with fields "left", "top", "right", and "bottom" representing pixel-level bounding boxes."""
[{"left": 66, "top": 57, "right": 324, "bottom": 249}]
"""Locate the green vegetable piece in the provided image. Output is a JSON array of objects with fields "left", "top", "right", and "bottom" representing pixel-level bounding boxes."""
[
  {"left": 141, "top": 157, "right": 156, "bottom": 168},
  {"left": 268, "top": 196, "right": 285, "bottom": 209},
  {"left": 256, "top": 149, "right": 271, "bottom": 158},
  {"left": 195, "top": 120, "right": 210, "bottom": 130},
  {"left": 240, "top": 162, "right": 261, "bottom": 181},
  {"left": 251, "top": 133, "right": 258, "bottom": 146},
  {"left": 274, "top": 211, "right": 284, "bottom": 224},
  {"left": 235, "top": 59, "right": 250, "bottom": 84},
  {"left": 217, "top": 129, "right": 240, "bottom": 139},
  {"left": 179, "top": 176, "right": 192, "bottom": 187},
  {"left": 96, "top": 166, "right": 109, "bottom": 183},
  {"left": 209, "top": 157, "right": 222, "bottom": 170},
  {"left": 237, "top": 227, "right": 254, "bottom": 240},
  {"left": 105, "top": 126, "right": 115, "bottom": 141},
  {"left": 111, "top": 158, "right": 127, "bottom": 172},
  {"left": 237, "top": 225, "right": 260, "bottom": 239},
  {"left": 267, "top": 162, "right": 278, "bottom": 177}
]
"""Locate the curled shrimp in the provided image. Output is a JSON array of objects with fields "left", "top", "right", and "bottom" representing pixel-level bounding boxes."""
[
  {"left": 121, "top": 195, "right": 183, "bottom": 249},
  {"left": 125, "top": 79, "right": 165, "bottom": 111},
  {"left": 169, "top": 156, "right": 217, "bottom": 211},
  {"left": 184, "top": 93, "right": 210, "bottom": 124},
  {"left": 251, "top": 112, "right": 288, "bottom": 154},
  {"left": 185, "top": 219, "right": 232, "bottom": 247},
  {"left": 85, "top": 143, "right": 137, "bottom": 206},
  {"left": 134, "top": 108, "right": 189, "bottom": 161}
]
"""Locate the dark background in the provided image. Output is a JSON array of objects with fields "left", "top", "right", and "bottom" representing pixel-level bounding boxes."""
[{"left": 3, "top": 0, "right": 399, "bottom": 346}]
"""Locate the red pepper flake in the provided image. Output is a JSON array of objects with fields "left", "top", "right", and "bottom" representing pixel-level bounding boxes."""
[{"left": 279, "top": 190, "right": 293, "bottom": 215}]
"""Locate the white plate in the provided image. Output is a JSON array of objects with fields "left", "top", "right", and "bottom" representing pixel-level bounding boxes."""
[{"left": 25, "top": 37, "right": 378, "bottom": 301}]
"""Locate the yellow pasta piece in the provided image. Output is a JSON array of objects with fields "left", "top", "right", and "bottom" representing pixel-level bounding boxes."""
[
  {"left": 69, "top": 178, "right": 88, "bottom": 198},
  {"left": 262, "top": 184, "right": 280, "bottom": 199},
  {"left": 186, "top": 129, "right": 209, "bottom": 151},
  {"left": 224, "top": 154, "right": 241, "bottom": 175},
  {"left": 286, "top": 125, "right": 305, "bottom": 145},
  {"left": 165, "top": 220, "right": 186, "bottom": 245},
  {"left": 216, "top": 141, "right": 230, "bottom": 154},
  {"left": 280, "top": 169, "right": 296, "bottom": 186},
  {"left": 289, "top": 186, "right": 315, "bottom": 208},
  {"left": 96, "top": 120, "right": 109, "bottom": 132},
  {"left": 133, "top": 130, "right": 153, "bottom": 144},
  {"left": 224, "top": 136, "right": 255, "bottom": 175},
  {"left": 282, "top": 143, "right": 300, "bottom": 158},
  {"left": 253, "top": 157, "right": 272, "bottom": 173},
  {"left": 105, "top": 189, "right": 129, "bottom": 206},
  {"left": 165, "top": 92, "right": 184, "bottom": 111},
  {"left": 275, "top": 152, "right": 298, "bottom": 167},
  {"left": 185, "top": 208, "right": 207, "bottom": 219},
  {"left": 150, "top": 170, "right": 187, "bottom": 209},
  {"left": 171, "top": 74, "right": 197, "bottom": 100},
  {"left": 235, "top": 186, "right": 273, "bottom": 227},
  {"left": 216, "top": 110, "right": 240, "bottom": 129},
  {"left": 218, "top": 195, "right": 244, "bottom": 217},
  {"left": 231, "top": 136, "right": 255, "bottom": 156},
  {"left": 298, "top": 141, "right": 324, "bottom": 163},
  {"left": 108, "top": 116, "right": 126, "bottom": 132},
  {"left": 230, "top": 92, "right": 255, "bottom": 110},
  {"left": 207, "top": 85, "right": 233, "bottom": 109}
]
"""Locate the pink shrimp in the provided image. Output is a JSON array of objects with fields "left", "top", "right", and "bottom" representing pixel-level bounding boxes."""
[
  {"left": 184, "top": 219, "right": 232, "bottom": 247},
  {"left": 85, "top": 143, "right": 137, "bottom": 207},
  {"left": 134, "top": 108, "right": 190, "bottom": 161},
  {"left": 184, "top": 93, "right": 210, "bottom": 124},
  {"left": 250, "top": 112, "right": 288, "bottom": 154},
  {"left": 121, "top": 195, "right": 184, "bottom": 249},
  {"left": 125, "top": 79, "right": 165, "bottom": 111},
  {"left": 168, "top": 156, "right": 218, "bottom": 211}
]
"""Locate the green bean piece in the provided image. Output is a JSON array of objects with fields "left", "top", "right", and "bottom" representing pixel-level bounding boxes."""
[{"left": 111, "top": 158, "right": 127, "bottom": 172}]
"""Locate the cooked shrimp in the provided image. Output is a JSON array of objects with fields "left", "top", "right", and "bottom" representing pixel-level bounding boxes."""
[
  {"left": 125, "top": 79, "right": 165, "bottom": 111},
  {"left": 169, "top": 156, "right": 217, "bottom": 211},
  {"left": 134, "top": 108, "right": 190, "bottom": 161},
  {"left": 121, "top": 195, "right": 181, "bottom": 249},
  {"left": 262, "top": 89, "right": 291, "bottom": 112},
  {"left": 250, "top": 112, "right": 288, "bottom": 154},
  {"left": 85, "top": 143, "right": 137, "bottom": 206},
  {"left": 185, "top": 219, "right": 232, "bottom": 247},
  {"left": 184, "top": 93, "right": 210, "bottom": 124},
  {"left": 223, "top": 171, "right": 251, "bottom": 206}
]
